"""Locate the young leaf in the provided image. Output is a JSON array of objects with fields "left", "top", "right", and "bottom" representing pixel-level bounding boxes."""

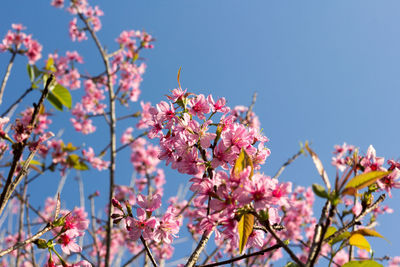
[
  {"left": 305, "top": 142, "right": 330, "bottom": 190},
  {"left": 52, "top": 84, "right": 72, "bottom": 109},
  {"left": 342, "top": 260, "right": 383, "bottom": 267},
  {"left": 354, "top": 229, "right": 389, "bottom": 242},
  {"left": 27, "top": 64, "right": 34, "bottom": 82},
  {"left": 45, "top": 57, "right": 56, "bottom": 72},
  {"left": 312, "top": 184, "right": 329, "bottom": 198},
  {"left": 238, "top": 213, "right": 254, "bottom": 254},
  {"left": 343, "top": 171, "right": 391, "bottom": 195},
  {"left": 47, "top": 91, "right": 64, "bottom": 111},
  {"left": 349, "top": 233, "right": 371, "bottom": 251},
  {"left": 330, "top": 231, "right": 351, "bottom": 246},
  {"left": 345, "top": 171, "right": 391, "bottom": 189},
  {"left": 323, "top": 226, "right": 337, "bottom": 244},
  {"left": 233, "top": 148, "right": 254, "bottom": 179},
  {"left": 27, "top": 64, "right": 42, "bottom": 82},
  {"left": 67, "top": 154, "right": 90, "bottom": 171}
]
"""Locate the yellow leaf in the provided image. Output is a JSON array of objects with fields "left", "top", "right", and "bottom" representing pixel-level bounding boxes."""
[
  {"left": 324, "top": 226, "right": 337, "bottom": 244},
  {"left": 345, "top": 171, "right": 391, "bottom": 191},
  {"left": 354, "top": 229, "right": 389, "bottom": 243},
  {"left": 349, "top": 233, "right": 371, "bottom": 252},
  {"left": 232, "top": 149, "right": 254, "bottom": 179},
  {"left": 238, "top": 213, "right": 254, "bottom": 254}
]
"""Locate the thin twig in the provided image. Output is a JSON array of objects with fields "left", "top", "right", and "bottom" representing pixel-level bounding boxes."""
[
  {"left": 140, "top": 235, "right": 158, "bottom": 267},
  {"left": 273, "top": 149, "right": 304, "bottom": 179},
  {"left": 121, "top": 248, "right": 145, "bottom": 267},
  {"left": 244, "top": 92, "right": 257, "bottom": 124},
  {"left": 0, "top": 222, "right": 55, "bottom": 257},
  {"left": 262, "top": 219, "right": 305, "bottom": 267},
  {"left": 76, "top": 8, "right": 117, "bottom": 267},
  {"left": 89, "top": 194, "right": 101, "bottom": 265},
  {"left": 15, "top": 179, "right": 27, "bottom": 267},
  {"left": 196, "top": 244, "right": 282, "bottom": 267},
  {"left": 25, "top": 197, "right": 37, "bottom": 267},
  {"left": 0, "top": 52, "right": 17, "bottom": 105},
  {"left": 323, "top": 194, "right": 386, "bottom": 244},
  {"left": 1, "top": 87, "right": 33, "bottom": 117}
]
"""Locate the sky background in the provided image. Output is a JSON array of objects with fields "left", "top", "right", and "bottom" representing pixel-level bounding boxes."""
[{"left": 1, "top": 0, "right": 400, "bottom": 265}]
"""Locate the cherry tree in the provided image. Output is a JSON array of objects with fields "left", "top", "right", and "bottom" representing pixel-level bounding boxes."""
[{"left": 0, "top": 1, "right": 399, "bottom": 267}]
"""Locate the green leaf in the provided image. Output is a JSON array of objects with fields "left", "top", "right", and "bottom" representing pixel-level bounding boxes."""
[
  {"left": 233, "top": 148, "right": 254, "bottom": 179},
  {"left": 284, "top": 262, "right": 299, "bottom": 267},
  {"left": 312, "top": 184, "right": 328, "bottom": 198},
  {"left": 331, "top": 231, "right": 351, "bottom": 245},
  {"left": 52, "top": 84, "right": 72, "bottom": 109},
  {"left": 67, "top": 154, "right": 89, "bottom": 171},
  {"left": 342, "top": 260, "right": 383, "bottom": 267},
  {"left": 45, "top": 57, "right": 56, "bottom": 72},
  {"left": 238, "top": 213, "right": 254, "bottom": 254},
  {"left": 27, "top": 64, "right": 34, "bottom": 82},
  {"left": 47, "top": 91, "right": 63, "bottom": 111},
  {"left": 63, "top": 142, "right": 78, "bottom": 152},
  {"left": 343, "top": 171, "right": 391, "bottom": 196},
  {"left": 324, "top": 226, "right": 336, "bottom": 244},
  {"left": 29, "top": 159, "right": 43, "bottom": 166},
  {"left": 27, "top": 64, "right": 42, "bottom": 82},
  {"left": 349, "top": 233, "right": 371, "bottom": 251}
]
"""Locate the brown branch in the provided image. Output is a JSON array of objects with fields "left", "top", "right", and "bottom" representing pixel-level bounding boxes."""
[
  {"left": 185, "top": 227, "right": 215, "bottom": 267},
  {"left": 196, "top": 244, "right": 282, "bottom": 267},
  {"left": 0, "top": 74, "right": 53, "bottom": 217},
  {"left": 307, "top": 200, "right": 335, "bottom": 266}
]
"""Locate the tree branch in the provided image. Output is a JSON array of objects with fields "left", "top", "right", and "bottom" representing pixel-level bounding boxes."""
[{"left": 196, "top": 244, "right": 282, "bottom": 267}]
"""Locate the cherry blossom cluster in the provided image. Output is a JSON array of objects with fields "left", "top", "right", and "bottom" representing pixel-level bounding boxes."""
[
  {"left": 37, "top": 198, "right": 91, "bottom": 267},
  {"left": 51, "top": 0, "right": 104, "bottom": 42},
  {"left": 47, "top": 51, "right": 83, "bottom": 90},
  {"left": 333, "top": 143, "right": 400, "bottom": 197},
  {"left": 0, "top": 24, "right": 42, "bottom": 64},
  {"left": 70, "top": 79, "right": 107, "bottom": 134}
]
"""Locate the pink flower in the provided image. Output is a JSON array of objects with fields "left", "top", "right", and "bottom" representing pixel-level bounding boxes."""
[
  {"left": 136, "top": 194, "right": 162, "bottom": 212},
  {"left": 360, "top": 145, "right": 385, "bottom": 172},
  {"left": 82, "top": 147, "right": 109, "bottom": 171},
  {"left": 126, "top": 208, "right": 158, "bottom": 241},
  {"left": 69, "top": 18, "right": 87, "bottom": 42},
  {"left": 51, "top": 0, "right": 64, "bottom": 8},
  {"left": 59, "top": 229, "right": 82, "bottom": 255},
  {"left": 166, "top": 88, "right": 187, "bottom": 102},
  {"left": 207, "top": 95, "right": 230, "bottom": 114},
  {"left": 153, "top": 206, "right": 181, "bottom": 244},
  {"left": 189, "top": 94, "right": 210, "bottom": 120}
]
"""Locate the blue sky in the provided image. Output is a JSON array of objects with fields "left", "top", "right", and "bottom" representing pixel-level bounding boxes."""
[{"left": 1, "top": 0, "right": 400, "bottom": 265}]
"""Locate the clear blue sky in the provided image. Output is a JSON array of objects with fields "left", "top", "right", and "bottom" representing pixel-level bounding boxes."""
[{"left": 1, "top": 0, "right": 400, "bottom": 265}]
